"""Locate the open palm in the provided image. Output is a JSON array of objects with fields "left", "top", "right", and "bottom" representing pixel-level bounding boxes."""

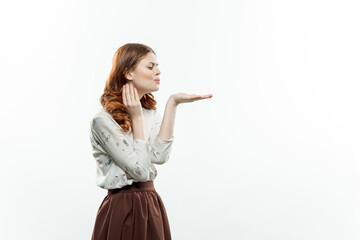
[{"left": 171, "top": 93, "right": 213, "bottom": 106}]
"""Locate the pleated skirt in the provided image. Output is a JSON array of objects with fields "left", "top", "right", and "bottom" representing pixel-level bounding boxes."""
[{"left": 91, "top": 180, "right": 172, "bottom": 240}]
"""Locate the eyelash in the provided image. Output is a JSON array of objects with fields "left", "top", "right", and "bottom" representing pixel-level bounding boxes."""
[{"left": 148, "top": 67, "right": 153, "bottom": 70}]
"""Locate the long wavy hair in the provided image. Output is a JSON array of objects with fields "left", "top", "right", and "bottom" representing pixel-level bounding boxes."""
[{"left": 100, "top": 43, "right": 158, "bottom": 134}]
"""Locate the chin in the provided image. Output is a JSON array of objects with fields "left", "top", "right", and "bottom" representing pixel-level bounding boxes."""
[{"left": 151, "top": 88, "right": 160, "bottom": 93}]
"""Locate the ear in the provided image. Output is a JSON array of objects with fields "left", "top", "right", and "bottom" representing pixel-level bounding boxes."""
[{"left": 124, "top": 68, "right": 134, "bottom": 80}]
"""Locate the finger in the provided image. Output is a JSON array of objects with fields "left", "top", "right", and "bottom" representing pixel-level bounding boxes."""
[
  {"left": 134, "top": 86, "right": 139, "bottom": 102},
  {"left": 191, "top": 94, "right": 210, "bottom": 101},
  {"left": 199, "top": 95, "right": 212, "bottom": 100},
  {"left": 190, "top": 94, "right": 202, "bottom": 99},
  {"left": 122, "top": 85, "right": 127, "bottom": 106},
  {"left": 201, "top": 94, "right": 213, "bottom": 99},
  {"left": 193, "top": 94, "right": 212, "bottom": 99},
  {"left": 129, "top": 82, "right": 135, "bottom": 104},
  {"left": 125, "top": 84, "right": 131, "bottom": 105}
]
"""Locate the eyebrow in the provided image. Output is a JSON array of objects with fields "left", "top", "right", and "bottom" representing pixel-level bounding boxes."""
[{"left": 148, "top": 62, "right": 159, "bottom": 66}]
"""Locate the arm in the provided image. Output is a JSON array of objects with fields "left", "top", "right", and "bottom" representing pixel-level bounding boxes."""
[
  {"left": 150, "top": 97, "right": 177, "bottom": 164},
  {"left": 132, "top": 115, "right": 147, "bottom": 142},
  {"left": 158, "top": 96, "right": 177, "bottom": 140},
  {"left": 149, "top": 93, "right": 213, "bottom": 163},
  {"left": 91, "top": 115, "right": 151, "bottom": 182}
]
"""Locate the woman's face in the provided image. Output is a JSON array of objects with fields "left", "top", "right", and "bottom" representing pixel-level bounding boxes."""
[{"left": 125, "top": 52, "right": 161, "bottom": 98}]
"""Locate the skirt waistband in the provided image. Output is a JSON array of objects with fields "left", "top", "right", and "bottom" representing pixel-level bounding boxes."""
[{"left": 107, "top": 180, "right": 155, "bottom": 194}]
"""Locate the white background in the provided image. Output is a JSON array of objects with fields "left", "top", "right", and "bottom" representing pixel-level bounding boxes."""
[{"left": 0, "top": 0, "right": 359, "bottom": 239}]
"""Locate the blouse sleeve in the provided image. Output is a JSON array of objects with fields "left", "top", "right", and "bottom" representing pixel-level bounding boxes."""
[
  {"left": 149, "top": 110, "right": 174, "bottom": 165},
  {"left": 91, "top": 115, "right": 151, "bottom": 182}
]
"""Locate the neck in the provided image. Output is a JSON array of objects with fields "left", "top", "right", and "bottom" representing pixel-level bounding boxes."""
[{"left": 137, "top": 89, "right": 148, "bottom": 100}]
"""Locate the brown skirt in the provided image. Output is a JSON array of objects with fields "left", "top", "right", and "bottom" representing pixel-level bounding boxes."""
[{"left": 91, "top": 180, "right": 172, "bottom": 240}]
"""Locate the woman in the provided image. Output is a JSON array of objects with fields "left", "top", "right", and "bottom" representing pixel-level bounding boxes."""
[{"left": 90, "top": 43, "right": 213, "bottom": 240}]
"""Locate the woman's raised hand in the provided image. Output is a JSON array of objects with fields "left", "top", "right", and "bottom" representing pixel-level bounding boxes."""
[
  {"left": 122, "top": 82, "right": 143, "bottom": 119},
  {"left": 170, "top": 93, "right": 213, "bottom": 106}
]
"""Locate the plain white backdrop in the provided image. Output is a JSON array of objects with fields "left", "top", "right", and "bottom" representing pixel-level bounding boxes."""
[{"left": 0, "top": 0, "right": 359, "bottom": 239}]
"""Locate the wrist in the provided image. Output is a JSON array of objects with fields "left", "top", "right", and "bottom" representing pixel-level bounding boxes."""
[
  {"left": 132, "top": 114, "right": 144, "bottom": 122},
  {"left": 167, "top": 95, "right": 178, "bottom": 107}
]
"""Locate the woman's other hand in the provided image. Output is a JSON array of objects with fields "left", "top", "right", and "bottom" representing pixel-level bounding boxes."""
[
  {"left": 169, "top": 93, "right": 213, "bottom": 106},
  {"left": 122, "top": 82, "right": 143, "bottom": 119}
]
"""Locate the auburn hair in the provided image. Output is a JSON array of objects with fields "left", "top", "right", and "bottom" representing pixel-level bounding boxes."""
[{"left": 100, "top": 43, "right": 158, "bottom": 134}]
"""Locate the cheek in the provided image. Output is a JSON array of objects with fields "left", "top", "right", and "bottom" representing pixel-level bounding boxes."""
[
  {"left": 144, "top": 70, "right": 154, "bottom": 80},
  {"left": 134, "top": 68, "right": 154, "bottom": 83},
  {"left": 137, "top": 69, "right": 153, "bottom": 80},
  {"left": 135, "top": 70, "right": 155, "bottom": 88}
]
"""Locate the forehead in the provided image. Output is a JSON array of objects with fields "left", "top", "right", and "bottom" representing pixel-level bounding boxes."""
[{"left": 140, "top": 52, "right": 157, "bottom": 65}]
